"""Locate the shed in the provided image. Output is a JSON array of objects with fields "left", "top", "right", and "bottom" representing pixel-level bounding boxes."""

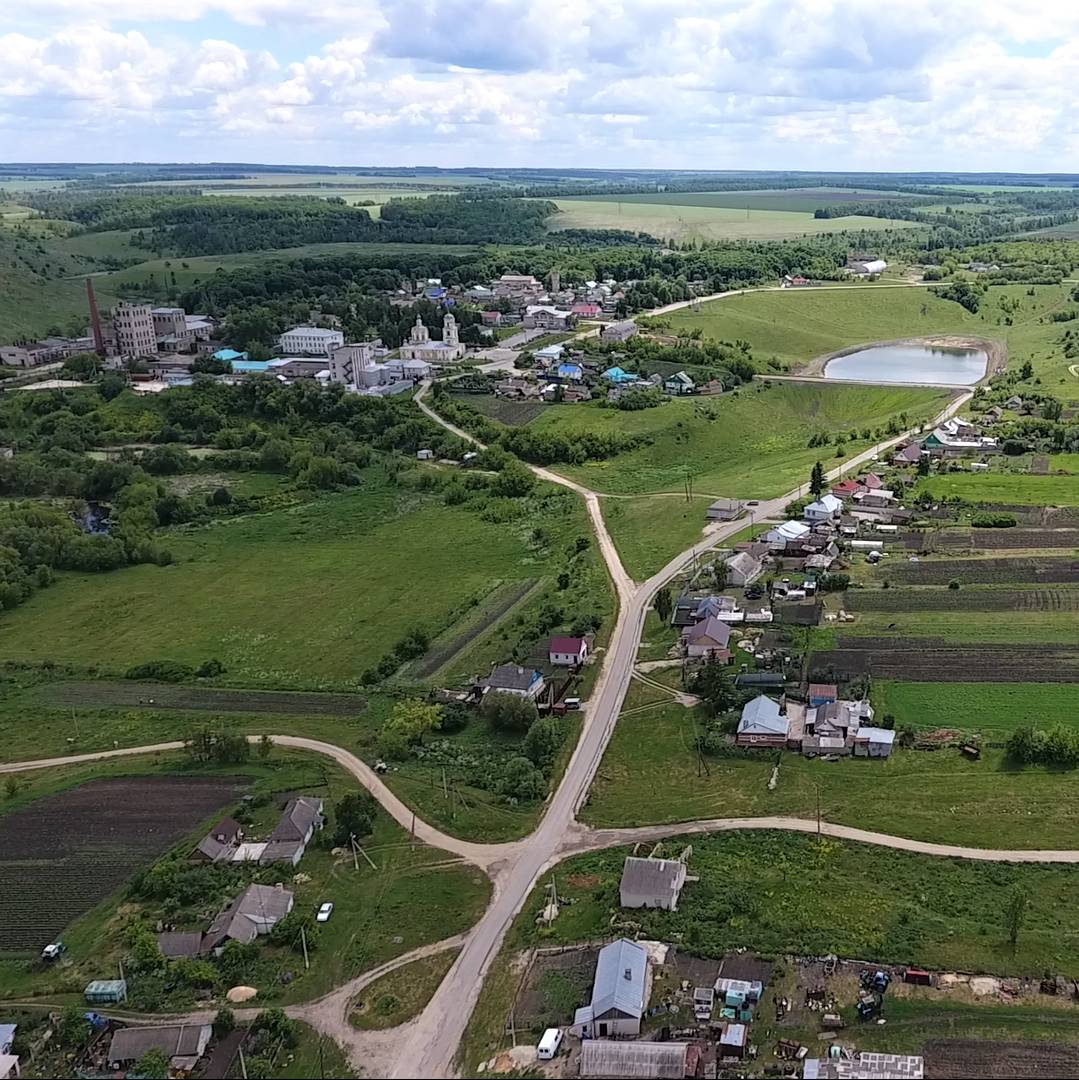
[
  {"left": 706, "top": 497, "right": 743, "bottom": 521},
  {"left": 158, "top": 931, "right": 204, "bottom": 959},
  {"left": 108, "top": 1024, "right": 212, "bottom": 1068},
  {"left": 579, "top": 1040, "right": 689, "bottom": 1079},
  {"left": 720, "top": 1022, "right": 747, "bottom": 1057},
  {"left": 808, "top": 683, "right": 838, "bottom": 706},
  {"left": 619, "top": 856, "right": 687, "bottom": 910},
  {"left": 853, "top": 726, "right": 896, "bottom": 758},
  {"left": 84, "top": 979, "right": 127, "bottom": 1004}
]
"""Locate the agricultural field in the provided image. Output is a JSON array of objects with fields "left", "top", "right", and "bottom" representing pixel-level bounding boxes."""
[
  {"left": 580, "top": 684, "right": 1079, "bottom": 848},
  {"left": 545, "top": 198, "right": 919, "bottom": 243},
  {"left": 885, "top": 555, "right": 1079, "bottom": 586},
  {"left": 450, "top": 393, "right": 548, "bottom": 426},
  {"left": 0, "top": 775, "right": 241, "bottom": 953},
  {"left": 532, "top": 382, "right": 950, "bottom": 495},
  {"left": 901, "top": 527, "right": 1079, "bottom": 551},
  {"left": 512, "top": 831, "right": 1079, "bottom": 974},
  {"left": 667, "top": 283, "right": 1079, "bottom": 396},
  {"left": 559, "top": 187, "right": 914, "bottom": 213},
  {"left": 0, "top": 476, "right": 602, "bottom": 690}
]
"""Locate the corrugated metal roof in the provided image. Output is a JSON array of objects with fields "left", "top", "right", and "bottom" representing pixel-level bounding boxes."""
[
  {"left": 591, "top": 938, "right": 648, "bottom": 1019},
  {"left": 738, "top": 695, "right": 788, "bottom": 736},
  {"left": 580, "top": 1040, "right": 688, "bottom": 1079}
]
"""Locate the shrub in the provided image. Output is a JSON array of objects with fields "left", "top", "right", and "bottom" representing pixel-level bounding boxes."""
[
  {"left": 125, "top": 660, "right": 194, "bottom": 682},
  {"left": 971, "top": 512, "right": 1017, "bottom": 528}
]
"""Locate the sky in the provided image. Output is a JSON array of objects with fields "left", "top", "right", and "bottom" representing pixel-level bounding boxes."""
[{"left": 2, "top": 0, "right": 1079, "bottom": 171}]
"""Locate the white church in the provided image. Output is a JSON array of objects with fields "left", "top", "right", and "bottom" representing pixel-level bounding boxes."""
[{"left": 398, "top": 313, "right": 467, "bottom": 364}]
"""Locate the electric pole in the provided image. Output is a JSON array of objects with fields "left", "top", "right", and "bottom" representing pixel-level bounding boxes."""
[{"left": 301, "top": 926, "right": 310, "bottom": 970}]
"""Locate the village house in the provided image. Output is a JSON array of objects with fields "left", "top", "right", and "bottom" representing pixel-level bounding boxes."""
[
  {"left": 571, "top": 938, "right": 650, "bottom": 1038},
  {"left": 765, "top": 520, "right": 811, "bottom": 545},
  {"left": 619, "top": 856, "right": 688, "bottom": 910},
  {"left": 804, "top": 493, "right": 843, "bottom": 523},
  {"left": 571, "top": 302, "right": 602, "bottom": 318},
  {"left": 555, "top": 362, "right": 583, "bottom": 381},
  {"left": 725, "top": 551, "right": 764, "bottom": 586},
  {"left": 466, "top": 284, "right": 495, "bottom": 303},
  {"left": 852, "top": 489, "right": 896, "bottom": 509},
  {"left": 532, "top": 343, "right": 565, "bottom": 367},
  {"left": 199, "top": 883, "right": 295, "bottom": 955},
  {"left": 831, "top": 478, "right": 864, "bottom": 499},
  {"left": 260, "top": 796, "right": 325, "bottom": 865},
  {"left": 664, "top": 370, "right": 695, "bottom": 395},
  {"left": 561, "top": 384, "right": 592, "bottom": 403},
  {"left": 108, "top": 1024, "right": 213, "bottom": 1073},
  {"left": 191, "top": 816, "right": 244, "bottom": 863},
  {"left": 495, "top": 377, "right": 542, "bottom": 399},
  {"left": 892, "top": 442, "right": 923, "bottom": 466},
  {"left": 600, "top": 320, "right": 638, "bottom": 343},
  {"left": 681, "top": 616, "right": 733, "bottom": 659},
  {"left": 494, "top": 273, "right": 544, "bottom": 300},
  {"left": 735, "top": 695, "right": 790, "bottom": 747},
  {"left": 480, "top": 309, "right": 502, "bottom": 328},
  {"left": 548, "top": 635, "right": 589, "bottom": 666},
  {"left": 482, "top": 664, "right": 545, "bottom": 699},
  {"left": 706, "top": 497, "right": 743, "bottom": 521}
]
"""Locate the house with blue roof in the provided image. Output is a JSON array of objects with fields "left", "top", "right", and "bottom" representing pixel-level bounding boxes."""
[
  {"left": 571, "top": 938, "right": 649, "bottom": 1038},
  {"left": 736, "top": 695, "right": 790, "bottom": 748},
  {"left": 213, "top": 348, "right": 247, "bottom": 364},
  {"left": 603, "top": 366, "right": 638, "bottom": 384},
  {"left": 556, "top": 363, "right": 583, "bottom": 381}
]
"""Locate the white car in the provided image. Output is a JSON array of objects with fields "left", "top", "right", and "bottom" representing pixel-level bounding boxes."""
[{"left": 316, "top": 902, "right": 334, "bottom": 923}]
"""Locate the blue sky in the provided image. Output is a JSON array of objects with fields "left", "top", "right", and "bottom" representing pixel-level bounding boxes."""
[{"left": 2, "top": 0, "right": 1078, "bottom": 170}]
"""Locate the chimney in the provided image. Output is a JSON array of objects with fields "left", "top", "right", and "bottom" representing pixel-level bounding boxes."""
[
  {"left": 86, "top": 277, "right": 106, "bottom": 358},
  {"left": 624, "top": 968, "right": 632, "bottom": 980}
]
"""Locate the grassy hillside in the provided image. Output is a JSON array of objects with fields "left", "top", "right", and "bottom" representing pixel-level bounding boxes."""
[
  {"left": 0, "top": 475, "right": 608, "bottom": 689},
  {"left": 532, "top": 382, "right": 950, "bottom": 495},
  {"left": 670, "top": 283, "right": 1079, "bottom": 395}
]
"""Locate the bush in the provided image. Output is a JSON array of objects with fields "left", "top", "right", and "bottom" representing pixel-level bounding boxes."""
[
  {"left": 971, "top": 512, "right": 1017, "bottom": 528},
  {"left": 196, "top": 658, "right": 226, "bottom": 678},
  {"left": 125, "top": 660, "right": 194, "bottom": 682},
  {"left": 948, "top": 579, "right": 961, "bottom": 590},
  {"left": 481, "top": 691, "right": 538, "bottom": 733}
]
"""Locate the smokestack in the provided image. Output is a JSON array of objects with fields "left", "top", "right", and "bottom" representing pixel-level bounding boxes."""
[{"left": 86, "top": 277, "right": 106, "bottom": 358}]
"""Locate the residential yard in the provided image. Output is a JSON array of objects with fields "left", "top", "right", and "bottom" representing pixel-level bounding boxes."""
[
  {"left": 0, "top": 477, "right": 604, "bottom": 690},
  {"left": 350, "top": 948, "right": 459, "bottom": 1030},
  {"left": 0, "top": 748, "right": 490, "bottom": 1007},
  {"left": 667, "top": 283, "right": 1079, "bottom": 395},
  {"left": 532, "top": 382, "right": 949, "bottom": 495},
  {"left": 580, "top": 685, "right": 1079, "bottom": 848}
]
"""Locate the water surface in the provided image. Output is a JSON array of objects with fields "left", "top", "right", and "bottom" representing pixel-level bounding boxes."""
[{"left": 824, "top": 343, "right": 987, "bottom": 385}]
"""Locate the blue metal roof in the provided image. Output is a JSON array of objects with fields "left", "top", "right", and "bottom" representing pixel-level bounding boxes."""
[
  {"left": 590, "top": 939, "right": 647, "bottom": 1019},
  {"left": 214, "top": 348, "right": 247, "bottom": 362},
  {"left": 603, "top": 366, "right": 637, "bottom": 383},
  {"left": 738, "top": 695, "right": 787, "bottom": 736}
]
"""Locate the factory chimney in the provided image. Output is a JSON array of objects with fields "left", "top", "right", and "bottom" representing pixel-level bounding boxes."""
[{"left": 86, "top": 277, "right": 106, "bottom": 358}]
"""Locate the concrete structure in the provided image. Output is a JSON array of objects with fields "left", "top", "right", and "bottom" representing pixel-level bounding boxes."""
[
  {"left": 204, "top": 883, "right": 294, "bottom": 952},
  {"left": 522, "top": 305, "right": 575, "bottom": 331},
  {"left": 579, "top": 1040, "right": 689, "bottom": 1079},
  {"left": 601, "top": 320, "right": 638, "bottom": 343},
  {"left": 482, "top": 664, "right": 545, "bottom": 699},
  {"left": 108, "top": 1024, "right": 212, "bottom": 1071},
  {"left": 260, "top": 797, "right": 324, "bottom": 865},
  {"left": 619, "top": 856, "right": 687, "bottom": 910},
  {"left": 112, "top": 302, "right": 157, "bottom": 357},
  {"left": 399, "top": 314, "right": 466, "bottom": 364},
  {"left": 548, "top": 636, "right": 589, "bottom": 666},
  {"left": 736, "top": 695, "right": 789, "bottom": 747},
  {"left": 1, "top": 337, "right": 95, "bottom": 368},
  {"left": 572, "top": 938, "right": 649, "bottom": 1038},
  {"left": 278, "top": 326, "right": 344, "bottom": 357},
  {"left": 725, "top": 551, "right": 763, "bottom": 586},
  {"left": 706, "top": 498, "right": 743, "bottom": 522}
]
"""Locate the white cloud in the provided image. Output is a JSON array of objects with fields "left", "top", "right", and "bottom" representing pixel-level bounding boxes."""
[{"left": 2, "top": 1, "right": 1079, "bottom": 168}]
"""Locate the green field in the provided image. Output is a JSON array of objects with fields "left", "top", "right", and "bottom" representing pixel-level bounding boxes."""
[
  {"left": 532, "top": 382, "right": 949, "bottom": 495},
  {"left": 282, "top": 1023, "right": 358, "bottom": 1080},
  {"left": 877, "top": 681, "right": 1079, "bottom": 734},
  {"left": 580, "top": 685, "right": 1079, "bottom": 848},
  {"left": 670, "top": 283, "right": 1079, "bottom": 396},
  {"left": 350, "top": 948, "right": 459, "bottom": 1030},
  {"left": 513, "top": 831, "right": 1079, "bottom": 975},
  {"left": 601, "top": 495, "right": 717, "bottom": 579},
  {"left": 546, "top": 199, "right": 920, "bottom": 243},
  {"left": 0, "top": 475, "right": 597, "bottom": 689},
  {"left": 842, "top": 609, "right": 1079, "bottom": 644},
  {"left": 916, "top": 471, "right": 1079, "bottom": 505}
]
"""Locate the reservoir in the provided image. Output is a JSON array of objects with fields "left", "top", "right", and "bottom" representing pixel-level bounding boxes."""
[{"left": 823, "top": 343, "right": 987, "bottom": 386}]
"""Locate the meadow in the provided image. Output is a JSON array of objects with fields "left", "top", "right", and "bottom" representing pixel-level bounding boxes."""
[
  {"left": 915, "top": 470, "right": 1079, "bottom": 505},
  {"left": 580, "top": 685, "right": 1079, "bottom": 848},
  {"left": 601, "top": 494, "right": 717, "bottom": 579},
  {"left": 512, "top": 831, "right": 1079, "bottom": 975},
  {"left": 545, "top": 199, "right": 919, "bottom": 243},
  {"left": 532, "top": 381, "right": 949, "bottom": 496},
  {"left": 559, "top": 187, "right": 913, "bottom": 212},
  {"left": 669, "top": 282, "right": 1079, "bottom": 396},
  {"left": 0, "top": 474, "right": 600, "bottom": 689}
]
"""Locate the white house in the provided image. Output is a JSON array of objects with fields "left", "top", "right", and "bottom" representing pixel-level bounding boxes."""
[
  {"left": 804, "top": 493, "right": 843, "bottom": 522},
  {"left": 278, "top": 326, "right": 345, "bottom": 357},
  {"left": 483, "top": 664, "right": 545, "bottom": 699},
  {"left": 523, "top": 306, "right": 576, "bottom": 331},
  {"left": 765, "top": 520, "right": 811, "bottom": 544},
  {"left": 725, "top": 551, "right": 763, "bottom": 587},
  {"left": 571, "top": 939, "right": 650, "bottom": 1038},
  {"left": 548, "top": 636, "right": 589, "bottom": 666}
]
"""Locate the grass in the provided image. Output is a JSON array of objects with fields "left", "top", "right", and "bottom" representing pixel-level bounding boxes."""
[
  {"left": 0, "top": 749, "right": 490, "bottom": 1005},
  {"left": 601, "top": 495, "right": 717, "bottom": 580},
  {"left": 670, "top": 282, "right": 1079, "bottom": 398},
  {"left": 0, "top": 475, "right": 592, "bottom": 689},
  {"left": 876, "top": 681, "right": 1079, "bottom": 734},
  {"left": 350, "top": 948, "right": 459, "bottom": 1029},
  {"left": 842, "top": 609, "right": 1079, "bottom": 644},
  {"left": 278, "top": 1022, "right": 358, "bottom": 1079},
  {"left": 530, "top": 382, "right": 949, "bottom": 495},
  {"left": 580, "top": 684, "right": 1079, "bottom": 848},
  {"left": 916, "top": 471, "right": 1079, "bottom": 505},
  {"left": 545, "top": 199, "right": 919, "bottom": 243},
  {"left": 512, "top": 831, "right": 1079, "bottom": 975},
  {"left": 559, "top": 188, "right": 913, "bottom": 213}
]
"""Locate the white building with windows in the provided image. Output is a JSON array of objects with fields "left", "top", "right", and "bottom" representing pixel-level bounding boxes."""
[
  {"left": 398, "top": 314, "right": 466, "bottom": 364},
  {"left": 113, "top": 302, "right": 157, "bottom": 357},
  {"left": 278, "top": 326, "right": 345, "bottom": 357}
]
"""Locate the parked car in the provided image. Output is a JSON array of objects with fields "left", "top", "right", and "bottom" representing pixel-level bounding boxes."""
[
  {"left": 316, "top": 902, "right": 334, "bottom": 923},
  {"left": 41, "top": 941, "right": 66, "bottom": 961}
]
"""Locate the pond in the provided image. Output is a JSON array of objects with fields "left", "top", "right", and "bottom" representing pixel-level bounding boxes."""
[{"left": 823, "top": 342, "right": 987, "bottom": 386}]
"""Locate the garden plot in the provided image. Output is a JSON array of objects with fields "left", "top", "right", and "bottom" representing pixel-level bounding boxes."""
[
  {"left": 844, "top": 588, "right": 1079, "bottom": 613},
  {"left": 887, "top": 556, "right": 1079, "bottom": 585}
]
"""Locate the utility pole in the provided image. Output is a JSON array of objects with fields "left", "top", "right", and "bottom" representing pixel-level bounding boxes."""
[
  {"left": 319, "top": 1039, "right": 326, "bottom": 1080},
  {"left": 301, "top": 926, "right": 310, "bottom": 970},
  {"left": 442, "top": 767, "right": 449, "bottom": 800},
  {"left": 350, "top": 833, "right": 359, "bottom": 871},
  {"left": 238, "top": 1046, "right": 249, "bottom": 1080},
  {"left": 410, "top": 810, "right": 416, "bottom": 848},
  {"left": 816, "top": 785, "right": 822, "bottom": 838}
]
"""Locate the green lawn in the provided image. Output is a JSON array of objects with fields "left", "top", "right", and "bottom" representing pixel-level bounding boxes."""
[
  {"left": 546, "top": 199, "right": 920, "bottom": 243},
  {"left": 350, "top": 948, "right": 459, "bottom": 1030},
  {"left": 581, "top": 685, "right": 1079, "bottom": 848},
  {"left": 669, "top": 282, "right": 1079, "bottom": 397},
  {"left": 514, "top": 831, "right": 1079, "bottom": 975},
  {"left": 916, "top": 471, "right": 1079, "bottom": 505},
  {"left": 876, "top": 681, "right": 1079, "bottom": 734},
  {"left": 601, "top": 495, "right": 716, "bottom": 580},
  {"left": 843, "top": 609, "right": 1079, "bottom": 644},
  {"left": 0, "top": 478, "right": 595, "bottom": 689},
  {"left": 532, "top": 382, "right": 949, "bottom": 496},
  {"left": 0, "top": 749, "right": 491, "bottom": 1006},
  {"left": 278, "top": 1023, "right": 358, "bottom": 1079}
]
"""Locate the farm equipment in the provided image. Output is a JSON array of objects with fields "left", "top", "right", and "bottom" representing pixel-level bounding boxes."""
[
  {"left": 775, "top": 1040, "right": 807, "bottom": 1061},
  {"left": 774, "top": 995, "right": 789, "bottom": 1021},
  {"left": 821, "top": 1012, "right": 845, "bottom": 1030},
  {"left": 860, "top": 969, "right": 891, "bottom": 995},
  {"left": 856, "top": 990, "right": 883, "bottom": 1021}
]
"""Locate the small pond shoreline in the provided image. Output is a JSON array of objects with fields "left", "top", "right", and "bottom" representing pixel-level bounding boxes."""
[{"left": 801, "top": 335, "right": 1006, "bottom": 387}]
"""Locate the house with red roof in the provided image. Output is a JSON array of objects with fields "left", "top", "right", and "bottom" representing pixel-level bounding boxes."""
[
  {"left": 571, "top": 303, "right": 601, "bottom": 318},
  {"left": 861, "top": 472, "right": 885, "bottom": 489},
  {"left": 831, "top": 479, "right": 863, "bottom": 498},
  {"left": 549, "top": 636, "right": 590, "bottom": 666}
]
